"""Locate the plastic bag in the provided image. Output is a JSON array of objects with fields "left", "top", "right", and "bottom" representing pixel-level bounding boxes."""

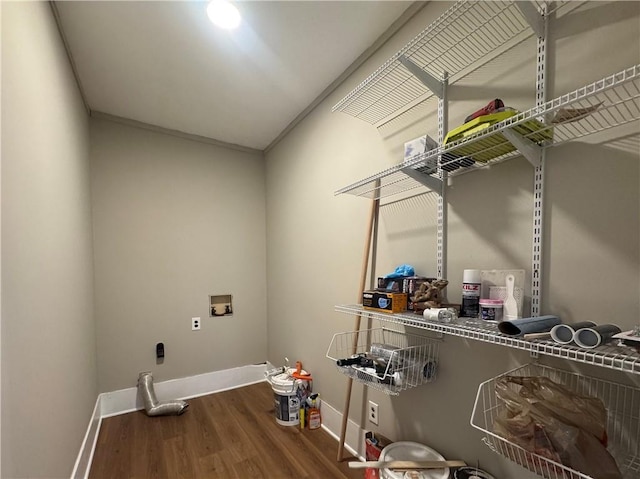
[
  {"left": 494, "top": 375, "right": 622, "bottom": 479},
  {"left": 505, "top": 376, "right": 608, "bottom": 445},
  {"left": 494, "top": 407, "right": 566, "bottom": 478}
]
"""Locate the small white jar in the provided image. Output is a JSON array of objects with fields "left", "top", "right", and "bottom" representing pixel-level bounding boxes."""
[{"left": 479, "top": 299, "right": 503, "bottom": 322}]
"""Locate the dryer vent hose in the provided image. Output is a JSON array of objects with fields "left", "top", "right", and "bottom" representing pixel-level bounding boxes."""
[{"left": 138, "top": 372, "right": 189, "bottom": 416}]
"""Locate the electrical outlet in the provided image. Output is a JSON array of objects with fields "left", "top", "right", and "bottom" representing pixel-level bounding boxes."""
[
  {"left": 191, "top": 317, "right": 201, "bottom": 331},
  {"left": 368, "top": 400, "right": 379, "bottom": 425}
]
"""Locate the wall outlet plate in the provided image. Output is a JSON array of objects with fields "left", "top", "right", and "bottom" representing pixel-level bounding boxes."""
[
  {"left": 368, "top": 400, "right": 379, "bottom": 425},
  {"left": 191, "top": 317, "right": 201, "bottom": 331}
]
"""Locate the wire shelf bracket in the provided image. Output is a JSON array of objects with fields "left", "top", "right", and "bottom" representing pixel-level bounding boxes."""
[
  {"left": 502, "top": 128, "right": 543, "bottom": 167},
  {"left": 398, "top": 56, "right": 444, "bottom": 99},
  {"left": 399, "top": 165, "right": 443, "bottom": 191},
  {"left": 515, "top": 1, "right": 545, "bottom": 38}
]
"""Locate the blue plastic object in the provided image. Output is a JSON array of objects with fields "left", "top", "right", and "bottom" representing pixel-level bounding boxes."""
[{"left": 385, "top": 264, "right": 415, "bottom": 278}]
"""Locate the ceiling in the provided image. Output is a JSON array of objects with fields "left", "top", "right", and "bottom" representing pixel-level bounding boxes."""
[{"left": 54, "top": 1, "right": 416, "bottom": 152}]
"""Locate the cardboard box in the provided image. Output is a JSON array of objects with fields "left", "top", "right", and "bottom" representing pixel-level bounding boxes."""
[
  {"left": 376, "top": 276, "right": 404, "bottom": 292},
  {"left": 362, "top": 290, "right": 408, "bottom": 314},
  {"left": 377, "top": 276, "right": 435, "bottom": 310},
  {"left": 365, "top": 431, "right": 393, "bottom": 479},
  {"left": 403, "top": 134, "right": 438, "bottom": 163}
]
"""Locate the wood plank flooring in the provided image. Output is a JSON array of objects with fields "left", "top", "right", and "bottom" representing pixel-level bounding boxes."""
[{"left": 89, "top": 381, "right": 362, "bottom": 479}]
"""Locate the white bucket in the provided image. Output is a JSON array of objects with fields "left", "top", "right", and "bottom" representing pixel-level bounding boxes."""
[{"left": 270, "top": 372, "right": 302, "bottom": 426}]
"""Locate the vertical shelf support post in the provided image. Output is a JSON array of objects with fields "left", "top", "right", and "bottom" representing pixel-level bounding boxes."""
[
  {"left": 531, "top": 3, "right": 549, "bottom": 317},
  {"left": 437, "top": 73, "right": 449, "bottom": 279}
]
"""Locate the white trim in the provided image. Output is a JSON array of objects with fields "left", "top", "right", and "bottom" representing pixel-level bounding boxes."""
[
  {"left": 71, "top": 363, "right": 268, "bottom": 478},
  {"left": 70, "top": 395, "right": 102, "bottom": 479},
  {"left": 0, "top": 4, "right": 3, "bottom": 471},
  {"left": 320, "top": 399, "right": 366, "bottom": 461}
]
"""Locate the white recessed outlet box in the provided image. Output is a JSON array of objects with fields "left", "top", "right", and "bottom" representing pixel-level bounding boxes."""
[
  {"left": 191, "top": 317, "right": 201, "bottom": 331},
  {"left": 210, "top": 294, "right": 233, "bottom": 317}
]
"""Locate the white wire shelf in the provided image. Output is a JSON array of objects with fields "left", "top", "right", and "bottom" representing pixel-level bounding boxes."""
[
  {"left": 336, "top": 64, "right": 640, "bottom": 199},
  {"left": 471, "top": 363, "right": 640, "bottom": 479},
  {"left": 326, "top": 327, "right": 439, "bottom": 395},
  {"left": 335, "top": 305, "right": 640, "bottom": 376},
  {"left": 332, "top": 1, "right": 536, "bottom": 125}
]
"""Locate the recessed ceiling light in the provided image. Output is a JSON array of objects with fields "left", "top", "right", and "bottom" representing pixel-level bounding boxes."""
[{"left": 207, "top": 0, "right": 241, "bottom": 30}]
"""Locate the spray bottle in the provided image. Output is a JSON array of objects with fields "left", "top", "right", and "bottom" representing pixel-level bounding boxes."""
[
  {"left": 461, "top": 269, "right": 481, "bottom": 318},
  {"left": 306, "top": 393, "right": 321, "bottom": 430}
]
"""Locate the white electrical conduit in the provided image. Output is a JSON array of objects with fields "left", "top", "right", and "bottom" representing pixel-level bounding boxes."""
[{"left": 138, "top": 372, "right": 189, "bottom": 416}]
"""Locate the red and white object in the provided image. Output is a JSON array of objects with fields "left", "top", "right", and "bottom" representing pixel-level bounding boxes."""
[{"left": 464, "top": 99, "right": 505, "bottom": 123}]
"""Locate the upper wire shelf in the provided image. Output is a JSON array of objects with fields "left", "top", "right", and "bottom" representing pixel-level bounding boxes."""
[
  {"left": 336, "top": 64, "right": 640, "bottom": 200},
  {"left": 332, "top": 1, "right": 538, "bottom": 126},
  {"left": 333, "top": 1, "right": 575, "bottom": 127},
  {"left": 335, "top": 305, "right": 640, "bottom": 376}
]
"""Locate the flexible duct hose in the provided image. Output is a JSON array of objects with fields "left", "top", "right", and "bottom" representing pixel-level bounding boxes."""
[{"left": 138, "top": 372, "right": 189, "bottom": 416}]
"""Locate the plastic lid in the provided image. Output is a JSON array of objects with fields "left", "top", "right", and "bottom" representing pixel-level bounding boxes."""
[
  {"left": 479, "top": 299, "right": 503, "bottom": 307},
  {"left": 271, "top": 373, "right": 295, "bottom": 387},
  {"left": 463, "top": 269, "right": 481, "bottom": 283}
]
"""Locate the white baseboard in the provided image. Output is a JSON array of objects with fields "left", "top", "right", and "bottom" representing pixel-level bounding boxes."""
[
  {"left": 71, "top": 363, "right": 268, "bottom": 479},
  {"left": 70, "top": 395, "right": 102, "bottom": 479},
  {"left": 320, "top": 399, "right": 366, "bottom": 461}
]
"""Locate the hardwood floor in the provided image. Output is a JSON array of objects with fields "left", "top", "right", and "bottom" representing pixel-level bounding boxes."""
[{"left": 89, "top": 382, "right": 362, "bottom": 478}]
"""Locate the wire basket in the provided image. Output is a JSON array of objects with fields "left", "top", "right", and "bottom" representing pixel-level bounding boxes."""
[
  {"left": 326, "top": 328, "right": 439, "bottom": 395},
  {"left": 470, "top": 363, "right": 640, "bottom": 479}
]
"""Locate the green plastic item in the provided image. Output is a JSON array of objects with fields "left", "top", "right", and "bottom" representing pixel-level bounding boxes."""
[{"left": 443, "top": 111, "right": 553, "bottom": 163}]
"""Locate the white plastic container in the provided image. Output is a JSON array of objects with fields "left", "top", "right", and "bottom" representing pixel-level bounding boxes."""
[
  {"left": 379, "top": 441, "right": 449, "bottom": 479},
  {"left": 423, "top": 307, "right": 456, "bottom": 323},
  {"left": 270, "top": 373, "right": 302, "bottom": 426},
  {"left": 479, "top": 299, "right": 503, "bottom": 322}
]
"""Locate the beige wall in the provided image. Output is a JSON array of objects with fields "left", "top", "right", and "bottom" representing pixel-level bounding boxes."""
[
  {"left": 265, "top": 2, "right": 639, "bottom": 478},
  {"left": 90, "top": 118, "right": 267, "bottom": 393},
  {"left": 1, "top": 2, "right": 97, "bottom": 478}
]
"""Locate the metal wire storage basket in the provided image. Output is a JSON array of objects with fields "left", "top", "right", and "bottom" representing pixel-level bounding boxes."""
[
  {"left": 470, "top": 363, "right": 640, "bottom": 479},
  {"left": 326, "top": 328, "right": 439, "bottom": 395}
]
